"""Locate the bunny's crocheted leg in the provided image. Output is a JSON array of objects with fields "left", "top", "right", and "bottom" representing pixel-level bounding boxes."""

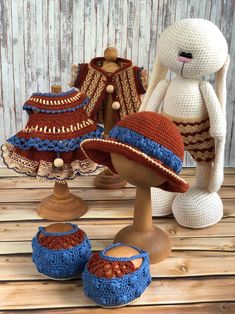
[
  {"left": 195, "top": 162, "right": 212, "bottom": 188},
  {"left": 151, "top": 188, "right": 176, "bottom": 216},
  {"left": 172, "top": 162, "right": 223, "bottom": 228}
]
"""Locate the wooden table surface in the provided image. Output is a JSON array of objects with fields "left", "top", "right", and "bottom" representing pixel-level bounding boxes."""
[{"left": 0, "top": 168, "right": 235, "bottom": 314}]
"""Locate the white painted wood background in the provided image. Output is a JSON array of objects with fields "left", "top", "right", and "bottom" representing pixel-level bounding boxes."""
[{"left": 0, "top": 0, "right": 234, "bottom": 166}]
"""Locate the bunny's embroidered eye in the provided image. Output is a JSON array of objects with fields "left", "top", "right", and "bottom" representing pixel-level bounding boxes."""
[
  {"left": 179, "top": 51, "right": 193, "bottom": 59},
  {"left": 178, "top": 51, "right": 193, "bottom": 63}
]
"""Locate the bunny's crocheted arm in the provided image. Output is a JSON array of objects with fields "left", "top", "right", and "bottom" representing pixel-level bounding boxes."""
[
  {"left": 200, "top": 81, "right": 226, "bottom": 139},
  {"left": 200, "top": 81, "right": 226, "bottom": 192},
  {"left": 145, "top": 80, "right": 169, "bottom": 112}
]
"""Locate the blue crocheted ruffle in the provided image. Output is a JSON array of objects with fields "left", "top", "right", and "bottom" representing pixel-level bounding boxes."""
[
  {"left": 7, "top": 127, "right": 103, "bottom": 152},
  {"left": 32, "top": 224, "right": 92, "bottom": 280},
  {"left": 109, "top": 126, "right": 182, "bottom": 174},
  {"left": 23, "top": 97, "right": 90, "bottom": 113},
  {"left": 82, "top": 243, "right": 151, "bottom": 307}
]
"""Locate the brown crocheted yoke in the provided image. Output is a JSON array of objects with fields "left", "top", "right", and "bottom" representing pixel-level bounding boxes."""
[{"left": 26, "top": 90, "right": 87, "bottom": 112}]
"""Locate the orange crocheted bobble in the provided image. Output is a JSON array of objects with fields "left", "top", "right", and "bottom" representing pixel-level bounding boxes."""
[
  {"left": 38, "top": 229, "right": 85, "bottom": 250},
  {"left": 87, "top": 252, "right": 137, "bottom": 279}
]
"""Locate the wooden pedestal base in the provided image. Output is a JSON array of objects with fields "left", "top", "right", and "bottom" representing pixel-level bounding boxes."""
[
  {"left": 37, "top": 181, "right": 87, "bottom": 221},
  {"left": 114, "top": 224, "right": 171, "bottom": 264},
  {"left": 110, "top": 153, "right": 171, "bottom": 264},
  {"left": 94, "top": 168, "right": 127, "bottom": 189}
]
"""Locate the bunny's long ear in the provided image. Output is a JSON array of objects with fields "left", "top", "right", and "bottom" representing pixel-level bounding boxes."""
[
  {"left": 215, "top": 55, "right": 230, "bottom": 115},
  {"left": 139, "top": 56, "right": 168, "bottom": 112}
]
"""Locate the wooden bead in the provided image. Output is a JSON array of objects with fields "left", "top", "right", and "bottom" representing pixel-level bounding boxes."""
[
  {"left": 51, "top": 85, "right": 62, "bottom": 94},
  {"left": 106, "top": 84, "right": 114, "bottom": 93},
  {"left": 112, "top": 101, "right": 120, "bottom": 110},
  {"left": 45, "top": 223, "right": 72, "bottom": 233},
  {"left": 104, "top": 47, "right": 118, "bottom": 62},
  {"left": 53, "top": 158, "right": 64, "bottom": 168}
]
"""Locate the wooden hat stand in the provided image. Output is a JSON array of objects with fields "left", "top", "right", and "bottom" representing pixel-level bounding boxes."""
[
  {"left": 94, "top": 47, "right": 126, "bottom": 190},
  {"left": 111, "top": 153, "right": 171, "bottom": 264},
  {"left": 37, "top": 85, "right": 87, "bottom": 221}
]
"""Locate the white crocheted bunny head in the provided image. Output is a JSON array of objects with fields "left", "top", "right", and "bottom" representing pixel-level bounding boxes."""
[{"left": 157, "top": 18, "right": 228, "bottom": 78}]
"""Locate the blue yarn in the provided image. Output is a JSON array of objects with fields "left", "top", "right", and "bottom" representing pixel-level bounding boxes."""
[
  {"left": 38, "top": 223, "right": 78, "bottom": 236},
  {"left": 31, "top": 88, "right": 77, "bottom": 97},
  {"left": 109, "top": 126, "right": 182, "bottom": 174},
  {"left": 82, "top": 243, "right": 151, "bottom": 307},
  {"left": 99, "top": 242, "right": 149, "bottom": 262},
  {"left": 32, "top": 224, "right": 92, "bottom": 280},
  {"left": 7, "top": 127, "right": 103, "bottom": 152},
  {"left": 23, "top": 97, "right": 90, "bottom": 113}
]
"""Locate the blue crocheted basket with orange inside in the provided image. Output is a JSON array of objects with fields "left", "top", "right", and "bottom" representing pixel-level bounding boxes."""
[
  {"left": 82, "top": 243, "right": 151, "bottom": 307},
  {"left": 32, "top": 223, "right": 91, "bottom": 280}
]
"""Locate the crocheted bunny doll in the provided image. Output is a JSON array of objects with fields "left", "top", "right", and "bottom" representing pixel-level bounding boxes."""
[{"left": 139, "top": 18, "right": 230, "bottom": 228}]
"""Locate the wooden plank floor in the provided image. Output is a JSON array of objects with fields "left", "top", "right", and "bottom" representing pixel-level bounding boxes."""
[{"left": 0, "top": 168, "right": 235, "bottom": 313}]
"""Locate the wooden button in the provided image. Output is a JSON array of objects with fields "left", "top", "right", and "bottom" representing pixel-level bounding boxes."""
[
  {"left": 106, "top": 85, "right": 114, "bottom": 93},
  {"left": 112, "top": 101, "right": 120, "bottom": 110},
  {"left": 53, "top": 158, "right": 64, "bottom": 168}
]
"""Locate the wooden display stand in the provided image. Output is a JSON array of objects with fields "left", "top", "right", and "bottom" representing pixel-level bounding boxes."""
[
  {"left": 45, "top": 222, "right": 73, "bottom": 233},
  {"left": 111, "top": 153, "right": 171, "bottom": 264},
  {"left": 94, "top": 47, "right": 126, "bottom": 190},
  {"left": 37, "top": 85, "right": 87, "bottom": 221}
]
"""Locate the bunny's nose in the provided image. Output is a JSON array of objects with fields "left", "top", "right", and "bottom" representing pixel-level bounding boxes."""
[{"left": 178, "top": 51, "right": 193, "bottom": 63}]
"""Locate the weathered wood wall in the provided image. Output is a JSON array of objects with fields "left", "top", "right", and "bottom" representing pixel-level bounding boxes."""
[{"left": 0, "top": 0, "right": 234, "bottom": 166}]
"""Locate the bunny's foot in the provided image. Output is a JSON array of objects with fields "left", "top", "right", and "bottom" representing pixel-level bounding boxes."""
[
  {"left": 151, "top": 188, "right": 176, "bottom": 216},
  {"left": 172, "top": 187, "right": 223, "bottom": 228}
]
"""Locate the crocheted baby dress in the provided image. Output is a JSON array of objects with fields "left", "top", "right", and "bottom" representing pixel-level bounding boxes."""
[
  {"left": 32, "top": 223, "right": 91, "bottom": 279},
  {"left": 82, "top": 243, "right": 151, "bottom": 307},
  {"left": 1, "top": 88, "right": 103, "bottom": 181}
]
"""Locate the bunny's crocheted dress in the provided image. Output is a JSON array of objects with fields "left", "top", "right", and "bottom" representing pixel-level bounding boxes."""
[{"left": 1, "top": 89, "right": 103, "bottom": 181}]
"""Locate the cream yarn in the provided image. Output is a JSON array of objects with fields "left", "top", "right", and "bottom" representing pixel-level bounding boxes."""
[
  {"left": 140, "top": 18, "right": 229, "bottom": 227},
  {"left": 173, "top": 162, "right": 223, "bottom": 228},
  {"left": 151, "top": 188, "right": 176, "bottom": 217},
  {"left": 172, "top": 187, "right": 223, "bottom": 228}
]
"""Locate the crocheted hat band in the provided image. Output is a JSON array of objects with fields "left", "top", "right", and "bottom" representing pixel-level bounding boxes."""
[{"left": 109, "top": 125, "right": 183, "bottom": 174}]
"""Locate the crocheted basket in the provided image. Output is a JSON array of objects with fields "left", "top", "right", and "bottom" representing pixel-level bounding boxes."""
[
  {"left": 81, "top": 112, "right": 188, "bottom": 193},
  {"left": 82, "top": 243, "right": 151, "bottom": 307},
  {"left": 32, "top": 223, "right": 91, "bottom": 280}
]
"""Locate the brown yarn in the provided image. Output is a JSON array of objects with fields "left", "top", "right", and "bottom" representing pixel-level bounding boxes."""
[
  {"left": 87, "top": 252, "right": 137, "bottom": 279},
  {"left": 38, "top": 229, "right": 85, "bottom": 250}
]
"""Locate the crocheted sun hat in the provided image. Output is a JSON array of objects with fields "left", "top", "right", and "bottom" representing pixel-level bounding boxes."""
[
  {"left": 1, "top": 88, "right": 103, "bottom": 181},
  {"left": 32, "top": 223, "right": 91, "bottom": 280},
  {"left": 82, "top": 243, "right": 151, "bottom": 307},
  {"left": 81, "top": 112, "right": 188, "bottom": 192}
]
